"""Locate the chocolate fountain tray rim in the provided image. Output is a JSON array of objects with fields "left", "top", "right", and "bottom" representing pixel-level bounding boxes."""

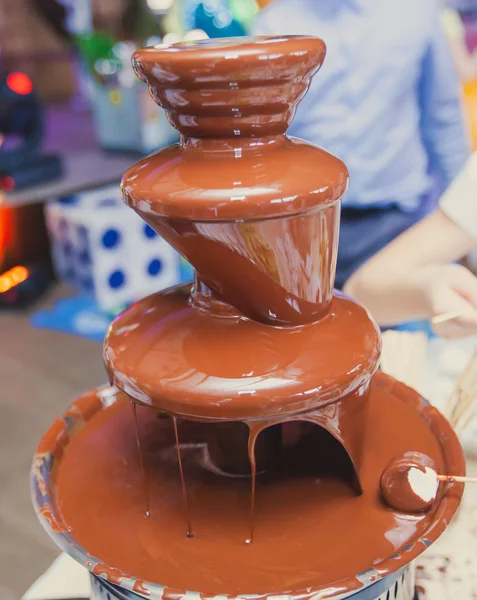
[
  {"left": 136, "top": 34, "right": 322, "bottom": 55},
  {"left": 31, "top": 376, "right": 464, "bottom": 600}
]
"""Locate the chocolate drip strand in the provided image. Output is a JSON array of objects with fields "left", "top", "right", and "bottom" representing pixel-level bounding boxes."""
[
  {"left": 131, "top": 401, "right": 151, "bottom": 517},
  {"left": 246, "top": 425, "right": 260, "bottom": 544},
  {"left": 173, "top": 416, "right": 193, "bottom": 538}
]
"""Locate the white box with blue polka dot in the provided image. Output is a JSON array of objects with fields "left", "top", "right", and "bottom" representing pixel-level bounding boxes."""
[{"left": 45, "top": 185, "right": 185, "bottom": 312}]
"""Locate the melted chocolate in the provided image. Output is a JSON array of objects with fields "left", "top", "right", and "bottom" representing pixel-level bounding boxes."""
[
  {"left": 172, "top": 417, "right": 194, "bottom": 538},
  {"left": 104, "top": 285, "right": 380, "bottom": 422},
  {"left": 132, "top": 402, "right": 151, "bottom": 517},
  {"left": 246, "top": 429, "right": 256, "bottom": 544},
  {"left": 131, "top": 37, "right": 328, "bottom": 143},
  {"left": 104, "top": 283, "right": 378, "bottom": 488},
  {"left": 56, "top": 376, "right": 448, "bottom": 596},
  {"left": 122, "top": 36, "right": 347, "bottom": 327}
]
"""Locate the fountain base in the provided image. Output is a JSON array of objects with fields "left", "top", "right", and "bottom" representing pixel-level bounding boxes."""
[
  {"left": 32, "top": 374, "right": 463, "bottom": 600},
  {"left": 90, "top": 569, "right": 416, "bottom": 600}
]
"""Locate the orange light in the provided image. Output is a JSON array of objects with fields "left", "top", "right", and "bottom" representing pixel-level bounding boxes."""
[
  {"left": 6, "top": 72, "right": 33, "bottom": 95},
  {"left": 0, "top": 265, "right": 29, "bottom": 293}
]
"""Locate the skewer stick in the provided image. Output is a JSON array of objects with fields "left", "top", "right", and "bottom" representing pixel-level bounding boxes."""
[
  {"left": 431, "top": 311, "right": 467, "bottom": 325},
  {"left": 445, "top": 348, "right": 477, "bottom": 432},
  {"left": 380, "top": 330, "right": 427, "bottom": 392},
  {"left": 437, "top": 475, "right": 477, "bottom": 484}
]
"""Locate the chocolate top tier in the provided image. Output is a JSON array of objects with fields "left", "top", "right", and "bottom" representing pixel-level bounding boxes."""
[
  {"left": 122, "top": 35, "right": 349, "bottom": 324},
  {"left": 132, "top": 35, "right": 326, "bottom": 138},
  {"left": 122, "top": 35, "right": 347, "bottom": 223}
]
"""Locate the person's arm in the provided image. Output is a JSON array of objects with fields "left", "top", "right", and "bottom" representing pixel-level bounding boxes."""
[
  {"left": 420, "top": 6, "right": 470, "bottom": 190},
  {"left": 344, "top": 209, "right": 477, "bottom": 331},
  {"left": 345, "top": 154, "right": 477, "bottom": 338},
  {"left": 440, "top": 152, "right": 477, "bottom": 239}
]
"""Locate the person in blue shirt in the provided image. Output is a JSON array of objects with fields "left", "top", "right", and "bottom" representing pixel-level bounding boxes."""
[{"left": 252, "top": 0, "right": 470, "bottom": 288}]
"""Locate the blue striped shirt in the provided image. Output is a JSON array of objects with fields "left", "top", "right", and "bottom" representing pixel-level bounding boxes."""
[{"left": 252, "top": 0, "right": 470, "bottom": 210}]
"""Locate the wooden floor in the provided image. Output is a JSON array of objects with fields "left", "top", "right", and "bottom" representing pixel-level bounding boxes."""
[{"left": 0, "top": 286, "right": 106, "bottom": 599}]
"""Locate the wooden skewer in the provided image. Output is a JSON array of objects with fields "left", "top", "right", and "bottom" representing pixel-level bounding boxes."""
[
  {"left": 437, "top": 475, "right": 477, "bottom": 484},
  {"left": 380, "top": 331, "right": 477, "bottom": 436},
  {"left": 431, "top": 311, "right": 467, "bottom": 325},
  {"left": 380, "top": 330, "right": 427, "bottom": 392},
  {"left": 445, "top": 347, "right": 477, "bottom": 433}
]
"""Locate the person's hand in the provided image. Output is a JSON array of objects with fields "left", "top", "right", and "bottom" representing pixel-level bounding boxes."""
[{"left": 418, "top": 264, "right": 477, "bottom": 339}]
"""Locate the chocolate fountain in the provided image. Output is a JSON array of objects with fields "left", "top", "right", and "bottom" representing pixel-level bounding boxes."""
[{"left": 32, "top": 36, "right": 465, "bottom": 600}]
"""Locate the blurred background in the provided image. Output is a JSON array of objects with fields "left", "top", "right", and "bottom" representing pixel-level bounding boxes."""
[
  {"left": 2, "top": 0, "right": 477, "bottom": 598},
  {"left": 0, "top": 2, "right": 261, "bottom": 597}
]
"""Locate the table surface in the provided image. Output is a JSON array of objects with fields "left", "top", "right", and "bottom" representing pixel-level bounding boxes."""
[
  {"left": 0, "top": 284, "right": 106, "bottom": 600},
  {"left": 2, "top": 150, "right": 138, "bottom": 207},
  {"left": 1, "top": 105, "right": 138, "bottom": 208}
]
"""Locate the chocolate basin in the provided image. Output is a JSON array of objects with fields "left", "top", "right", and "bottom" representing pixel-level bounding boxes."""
[{"left": 31, "top": 375, "right": 464, "bottom": 600}]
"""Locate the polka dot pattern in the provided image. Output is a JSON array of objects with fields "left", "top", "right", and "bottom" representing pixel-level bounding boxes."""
[
  {"left": 102, "top": 229, "right": 121, "bottom": 249},
  {"left": 148, "top": 258, "right": 163, "bottom": 276},
  {"left": 144, "top": 224, "right": 157, "bottom": 239},
  {"left": 109, "top": 270, "right": 126, "bottom": 289}
]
